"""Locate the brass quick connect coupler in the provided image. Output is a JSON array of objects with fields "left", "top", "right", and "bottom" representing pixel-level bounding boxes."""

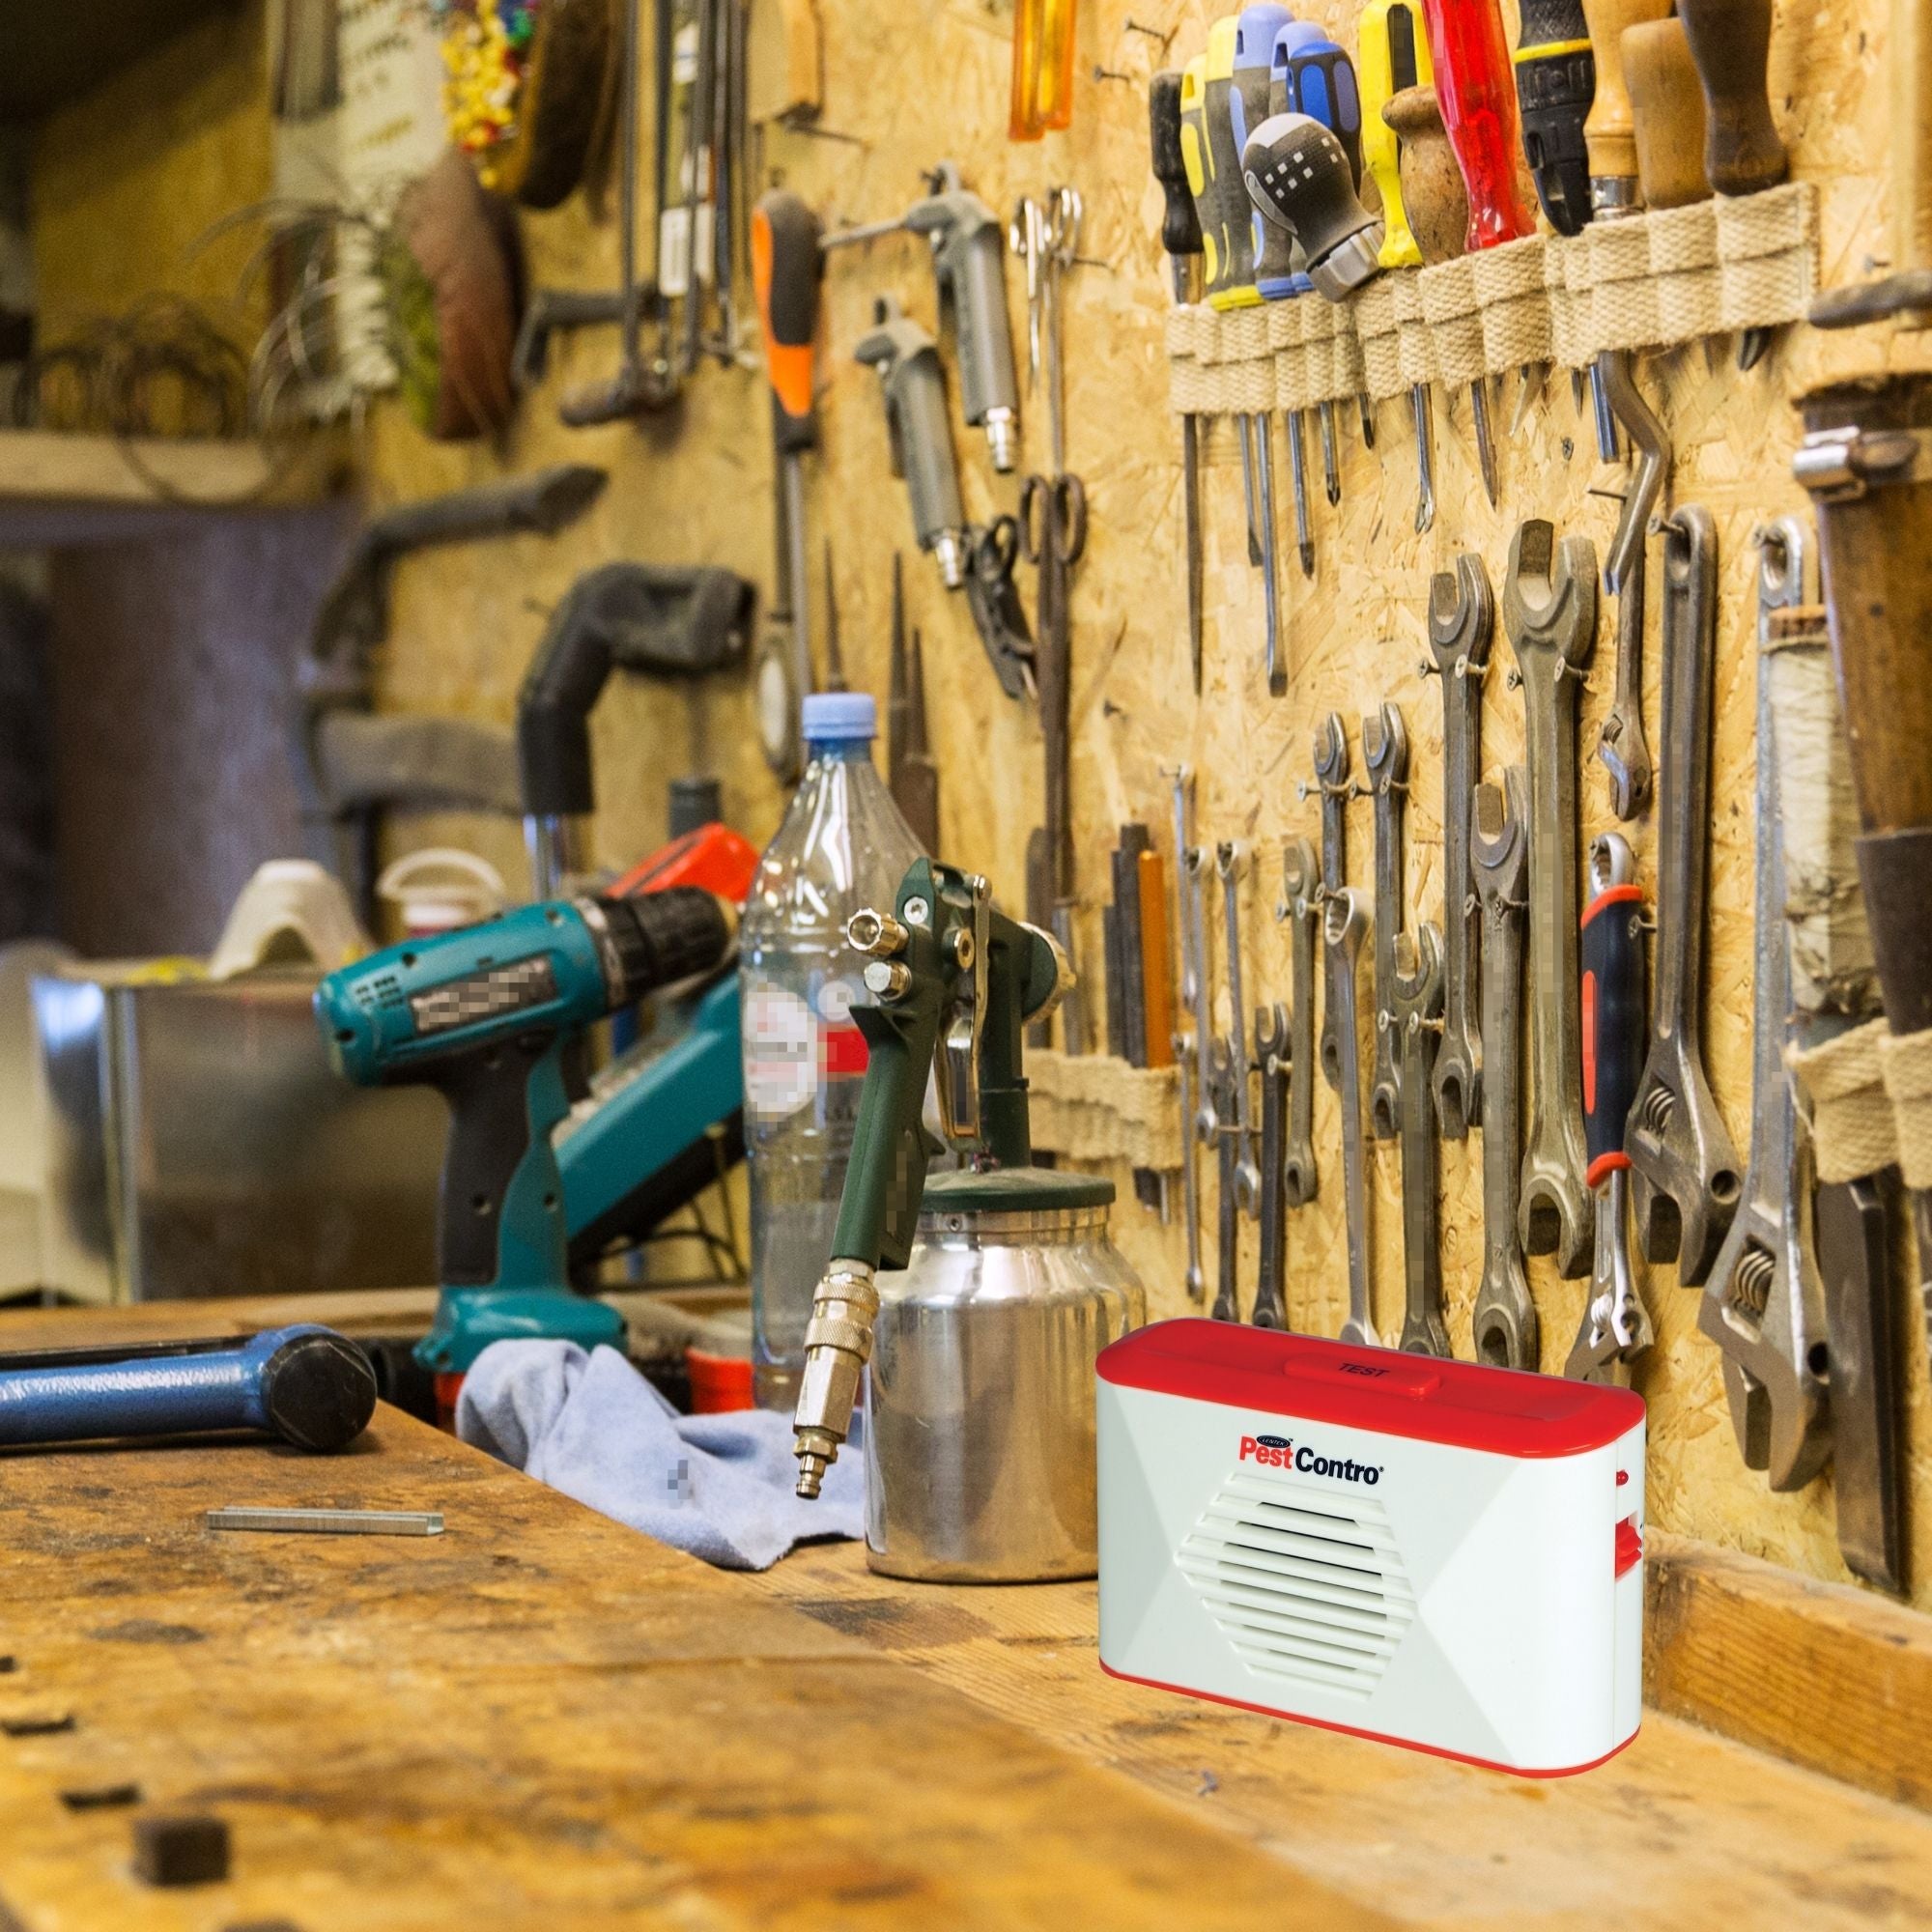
[{"left": 791, "top": 1259, "right": 879, "bottom": 1499}]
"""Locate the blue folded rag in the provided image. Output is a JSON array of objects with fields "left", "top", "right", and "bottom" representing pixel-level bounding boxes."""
[{"left": 456, "top": 1340, "right": 865, "bottom": 1571}]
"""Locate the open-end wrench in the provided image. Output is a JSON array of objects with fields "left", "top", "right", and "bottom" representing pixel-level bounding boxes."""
[
  {"left": 1471, "top": 767, "right": 1538, "bottom": 1370},
  {"left": 1217, "top": 840, "right": 1261, "bottom": 1215},
  {"left": 1569, "top": 834, "right": 1652, "bottom": 1385},
  {"left": 1276, "top": 838, "right": 1321, "bottom": 1206},
  {"left": 1211, "top": 1037, "right": 1241, "bottom": 1323},
  {"left": 1699, "top": 521, "right": 1831, "bottom": 1488},
  {"left": 1628, "top": 505, "right": 1742, "bottom": 1283},
  {"left": 1502, "top": 519, "right": 1596, "bottom": 1279},
  {"left": 1309, "top": 714, "right": 1351, "bottom": 1093},
  {"left": 1425, "top": 555, "right": 1492, "bottom": 1140},
  {"left": 1255, "top": 1002, "right": 1292, "bottom": 1330},
  {"left": 1184, "top": 843, "right": 1219, "bottom": 1151},
  {"left": 1758, "top": 517, "right": 1903, "bottom": 1590},
  {"left": 1393, "top": 923, "right": 1449, "bottom": 1357},
  {"left": 1364, "top": 702, "right": 1408, "bottom": 1143},
  {"left": 1325, "top": 887, "right": 1378, "bottom": 1347},
  {"left": 1165, "top": 765, "right": 1205, "bottom": 1304},
  {"left": 1598, "top": 538, "right": 1655, "bottom": 819}
]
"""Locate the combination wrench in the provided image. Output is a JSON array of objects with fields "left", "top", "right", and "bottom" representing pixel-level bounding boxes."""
[
  {"left": 1217, "top": 840, "right": 1261, "bottom": 1216},
  {"left": 1309, "top": 714, "right": 1351, "bottom": 1093},
  {"left": 1568, "top": 834, "right": 1652, "bottom": 1386},
  {"left": 1424, "top": 554, "right": 1492, "bottom": 1140},
  {"left": 1598, "top": 538, "right": 1655, "bottom": 820},
  {"left": 1501, "top": 518, "right": 1596, "bottom": 1279},
  {"left": 1211, "top": 1037, "right": 1242, "bottom": 1323},
  {"left": 1627, "top": 505, "right": 1742, "bottom": 1285},
  {"left": 1364, "top": 702, "right": 1408, "bottom": 1143},
  {"left": 1471, "top": 767, "right": 1538, "bottom": 1370},
  {"left": 1254, "top": 1002, "right": 1292, "bottom": 1330},
  {"left": 1324, "top": 887, "right": 1378, "bottom": 1347},
  {"left": 1183, "top": 843, "right": 1219, "bottom": 1152},
  {"left": 1699, "top": 520, "right": 1832, "bottom": 1489},
  {"left": 1165, "top": 765, "right": 1205, "bottom": 1303},
  {"left": 1276, "top": 838, "right": 1321, "bottom": 1206},
  {"left": 1393, "top": 923, "right": 1449, "bottom": 1358}
]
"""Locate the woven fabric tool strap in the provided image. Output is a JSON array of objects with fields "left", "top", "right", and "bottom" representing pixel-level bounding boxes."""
[
  {"left": 1879, "top": 1027, "right": 1932, "bottom": 1191},
  {"left": 1789, "top": 1016, "right": 1896, "bottom": 1185},
  {"left": 1025, "top": 1050, "right": 1183, "bottom": 1168}
]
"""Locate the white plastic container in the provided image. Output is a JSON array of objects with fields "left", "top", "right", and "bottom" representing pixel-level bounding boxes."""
[{"left": 1097, "top": 1321, "right": 1645, "bottom": 1776}]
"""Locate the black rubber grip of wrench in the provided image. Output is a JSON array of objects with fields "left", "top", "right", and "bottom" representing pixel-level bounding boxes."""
[{"left": 1580, "top": 882, "right": 1644, "bottom": 1184}]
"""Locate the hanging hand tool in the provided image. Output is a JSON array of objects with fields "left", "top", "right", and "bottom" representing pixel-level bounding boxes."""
[
  {"left": 1583, "top": 0, "right": 1673, "bottom": 557},
  {"left": 0, "top": 1326, "right": 376, "bottom": 1453},
  {"left": 1569, "top": 833, "right": 1651, "bottom": 1382},
  {"left": 1755, "top": 515, "right": 1904, "bottom": 1593},
  {"left": 1233, "top": 7, "right": 1319, "bottom": 590},
  {"left": 963, "top": 518, "right": 1039, "bottom": 699},
  {"left": 1311, "top": 713, "right": 1351, "bottom": 1093},
  {"left": 1167, "top": 766, "right": 1208, "bottom": 1303},
  {"left": 855, "top": 297, "right": 970, "bottom": 592},
  {"left": 1420, "top": 0, "right": 1538, "bottom": 502},
  {"left": 1624, "top": 17, "right": 1712, "bottom": 210},
  {"left": 1244, "top": 115, "right": 1384, "bottom": 301},
  {"left": 1022, "top": 470, "right": 1091, "bottom": 1053},
  {"left": 886, "top": 555, "right": 940, "bottom": 852},
  {"left": 1675, "top": 0, "right": 1788, "bottom": 366},
  {"left": 1217, "top": 840, "right": 1262, "bottom": 1214},
  {"left": 1796, "top": 376, "right": 1932, "bottom": 1395},
  {"left": 1254, "top": 999, "right": 1293, "bottom": 1329},
  {"left": 1364, "top": 701, "right": 1408, "bottom": 1143},
  {"left": 1472, "top": 768, "right": 1539, "bottom": 1369},
  {"left": 1327, "top": 886, "right": 1379, "bottom": 1347},
  {"left": 1504, "top": 519, "right": 1597, "bottom": 1279},
  {"left": 1514, "top": 0, "right": 1596, "bottom": 236},
  {"left": 1423, "top": 554, "right": 1491, "bottom": 1141},
  {"left": 821, "top": 165, "right": 1021, "bottom": 473},
  {"left": 1276, "top": 838, "right": 1320, "bottom": 1206},
  {"left": 1270, "top": 19, "right": 1364, "bottom": 505},
  {"left": 820, "top": 542, "right": 846, "bottom": 692},
  {"left": 1201, "top": 18, "right": 1284, "bottom": 681},
  {"left": 1700, "top": 523, "right": 1832, "bottom": 1488},
  {"left": 1009, "top": 0, "right": 1078, "bottom": 139},
  {"left": 1211, "top": 1037, "right": 1243, "bottom": 1321},
  {"left": 752, "top": 187, "right": 824, "bottom": 771},
  {"left": 1394, "top": 924, "right": 1450, "bottom": 1357},
  {"left": 1106, "top": 825, "right": 1153, "bottom": 1065},
  {"left": 317, "top": 887, "right": 738, "bottom": 1378},
  {"left": 1358, "top": 0, "right": 1439, "bottom": 530},
  {"left": 1627, "top": 507, "right": 1741, "bottom": 1284},
  {"left": 1151, "top": 71, "right": 1207, "bottom": 694},
  {"left": 558, "top": 0, "right": 678, "bottom": 422},
  {"left": 1598, "top": 534, "right": 1654, "bottom": 817}
]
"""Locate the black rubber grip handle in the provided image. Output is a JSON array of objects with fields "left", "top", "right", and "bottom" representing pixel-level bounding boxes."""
[
  {"left": 1515, "top": 0, "right": 1595, "bottom": 237},
  {"left": 1519, "top": 0, "right": 1590, "bottom": 46},
  {"left": 1151, "top": 71, "right": 1203, "bottom": 258},
  {"left": 1580, "top": 882, "right": 1645, "bottom": 1179}
]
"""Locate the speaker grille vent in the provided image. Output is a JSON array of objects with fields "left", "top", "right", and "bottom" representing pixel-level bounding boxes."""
[{"left": 1177, "top": 1468, "right": 1415, "bottom": 1701}]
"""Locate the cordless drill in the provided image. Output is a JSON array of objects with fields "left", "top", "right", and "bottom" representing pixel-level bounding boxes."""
[{"left": 316, "top": 888, "right": 736, "bottom": 1385}]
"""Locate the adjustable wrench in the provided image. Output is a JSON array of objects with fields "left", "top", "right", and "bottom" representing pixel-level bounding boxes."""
[
  {"left": 1569, "top": 834, "right": 1652, "bottom": 1385},
  {"left": 1502, "top": 519, "right": 1596, "bottom": 1279},
  {"left": 1217, "top": 840, "right": 1262, "bottom": 1215},
  {"left": 1425, "top": 555, "right": 1492, "bottom": 1140},
  {"left": 1628, "top": 505, "right": 1743, "bottom": 1284},
  {"left": 1759, "top": 518, "right": 1903, "bottom": 1590},
  {"left": 1598, "top": 538, "right": 1655, "bottom": 820},
  {"left": 1364, "top": 702, "right": 1408, "bottom": 1143},
  {"left": 1325, "top": 887, "right": 1379, "bottom": 1347},
  {"left": 1471, "top": 767, "right": 1538, "bottom": 1370},
  {"left": 1166, "top": 764, "right": 1205, "bottom": 1303},
  {"left": 1276, "top": 838, "right": 1321, "bottom": 1206},
  {"left": 1211, "top": 1037, "right": 1242, "bottom": 1323},
  {"left": 1699, "top": 521, "right": 1832, "bottom": 1489},
  {"left": 1393, "top": 923, "right": 1449, "bottom": 1358},
  {"left": 1309, "top": 714, "right": 1351, "bottom": 1094},
  {"left": 1254, "top": 1002, "right": 1292, "bottom": 1330}
]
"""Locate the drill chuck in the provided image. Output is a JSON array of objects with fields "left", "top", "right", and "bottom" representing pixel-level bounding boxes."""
[{"left": 590, "top": 887, "right": 737, "bottom": 1007}]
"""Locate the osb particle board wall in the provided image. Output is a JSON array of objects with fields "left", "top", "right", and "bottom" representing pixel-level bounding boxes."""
[{"left": 31, "top": 0, "right": 1932, "bottom": 1607}]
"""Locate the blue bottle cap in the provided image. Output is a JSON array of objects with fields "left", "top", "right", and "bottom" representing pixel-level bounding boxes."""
[{"left": 802, "top": 692, "right": 877, "bottom": 741}]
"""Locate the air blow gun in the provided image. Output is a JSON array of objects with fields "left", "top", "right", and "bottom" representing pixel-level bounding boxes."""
[{"left": 316, "top": 887, "right": 736, "bottom": 1381}]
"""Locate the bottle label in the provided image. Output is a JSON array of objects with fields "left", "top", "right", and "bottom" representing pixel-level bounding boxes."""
[
  {"left": 744, "top": 982, "right": 816, "bottom": 1118},
  {"left": 816, "top": 976, "right": 869, "bottom": 1080}
]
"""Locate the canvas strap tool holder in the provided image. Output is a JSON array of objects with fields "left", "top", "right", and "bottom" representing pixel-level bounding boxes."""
[
  {"left": 1166, "top": 182, "right": 1819, "bottom": 416},
  {"left": 1025, "top": 1050, "right": 1183, "bottom": 1169}
]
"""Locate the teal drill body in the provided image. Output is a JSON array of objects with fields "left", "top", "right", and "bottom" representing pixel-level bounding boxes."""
[{"left": 316, "top": 891, "right": 733, "bottom": 1374}]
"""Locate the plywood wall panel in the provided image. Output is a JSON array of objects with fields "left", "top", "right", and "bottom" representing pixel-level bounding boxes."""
[{"left": 347, "top": 0, "right": 1932, "bottom": 1606}]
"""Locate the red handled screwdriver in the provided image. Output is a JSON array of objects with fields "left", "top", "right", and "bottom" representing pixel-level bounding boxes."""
[{"left": 1419, "top": 0, "right": 1538, "bottom": 502}]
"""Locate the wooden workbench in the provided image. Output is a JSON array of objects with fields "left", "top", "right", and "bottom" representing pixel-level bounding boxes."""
[{"left": 1, "top": 1305, "right": 1931, "bottom": 1927}]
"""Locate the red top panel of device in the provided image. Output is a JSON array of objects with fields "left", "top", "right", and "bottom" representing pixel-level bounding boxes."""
[{"left": 1098, "top": 1321, "right": 1644, "bottom": 1460}]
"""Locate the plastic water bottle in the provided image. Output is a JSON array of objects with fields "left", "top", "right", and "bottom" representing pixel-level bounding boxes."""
[{"left": 741, "top": 692, "right": 925, "bottom": 1408}]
